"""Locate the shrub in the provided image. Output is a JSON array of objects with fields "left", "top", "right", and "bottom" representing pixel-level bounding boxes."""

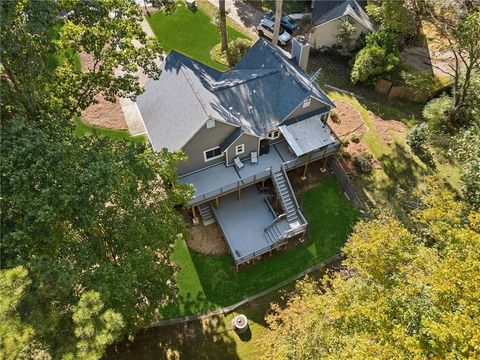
[
  {"left": 349, "top": 132, "right": 361, "bottom": 143},
  {"left": 329, "top": 110, "right": 339, "bottom": 123},
  {"left": 350, "top": 43, "right": 400, "bottom": 84},
  {"left": 340, "top": 136, "right": 350, "bottom": 147},
  {"left": 407, "top": 123, "right": 436, "bottom": 169},
  {"left": 400, "top": 69, "right": 446, "bottom": 93},
  {"left": 337, "top": 149, "right": 352, "bottom": 159},
  {"left": 353, "top": 152, "right": 373, "bottom": 174},
  {"left": 226, "top": 38, "right": 252, "bottom": 66},
  {"left": 422, "top": 94, "right": 453, "bottom": 130}
]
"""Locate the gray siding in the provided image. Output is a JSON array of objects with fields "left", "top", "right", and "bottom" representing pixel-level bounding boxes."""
[
  {"left": 178, "top": 120, "right": 238, "bottom": 175},
  {"left": 226, "top": 133, "right": 260, "bottom": 165},
  {"left": 285, "top": 96, "right": 330, "bottom": 120}
]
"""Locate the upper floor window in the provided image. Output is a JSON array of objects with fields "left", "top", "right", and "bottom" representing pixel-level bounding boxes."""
[
  {"left": 204, "top": 147, "right": 222, "bottom": 162},
  {"left": 267, "top": 130, "right": 280, "bottom": 140},
  {"left": 302, "top": 97, "right": 311, "bottom": 108},
  {"left": 235, "top": 144, "right": 245, "bottom": 155},
  {"left": 320, "top": 113, "right": 328, "bottom": 122},
  {"left": 206, "top": 118, "right": 215, "bottom": 129}
]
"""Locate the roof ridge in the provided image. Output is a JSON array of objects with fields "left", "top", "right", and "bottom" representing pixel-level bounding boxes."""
[
  {"left": 211, "top": 69, "right": 279, "bottom": 91},
  {"left": 178, "top": 62, "right": 210, "bottom": 119}
]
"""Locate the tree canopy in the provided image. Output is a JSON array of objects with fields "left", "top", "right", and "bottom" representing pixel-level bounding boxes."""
[
  {"left": 262, "top": 179, "right": 480, "bottom": 359},
  {"left": 1, "top": 0, "right": 191, "bottom": 358}
]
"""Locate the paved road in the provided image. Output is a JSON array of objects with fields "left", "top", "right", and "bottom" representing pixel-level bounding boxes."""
[{"left": 206, "top": 0, "right": 262, "bottom": 36}]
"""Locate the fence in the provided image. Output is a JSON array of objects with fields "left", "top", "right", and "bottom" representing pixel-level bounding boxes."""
[{"left": 328, "top": 157, "right": 367, "bottom": 212}]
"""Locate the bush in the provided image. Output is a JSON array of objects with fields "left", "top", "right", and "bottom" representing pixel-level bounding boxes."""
[
  {"left": 337, "top": 149, "right": 352, "bottom": 159},
  {"left": 407, "top": 123, "right": 436, "bottom": 169},
  {"left": 350, "top": 42, "right": 400, "bottom": 84},
  {"left": 353, "top": 152, "right": 373, "bottom": 174},
  {"left": 422, "top": 94, "right": 453, "bottom": 130},
  {"left": 340, "top": 136, "right": 350, "bottom": 147},
  {"left": 349, "top": 132, "right": 360, "bottom": 143},
  {"left": 329, "top": 110, "right": 339, "bottom": 123},
  {"left": 226, "top": 38, "right": 252, "bottom": 66},
  {"left": 406, "top": 123, "right": 429, "bottom": 154},
  {"left": 400, "top": 69, "right": 447, "bottom": 93}
]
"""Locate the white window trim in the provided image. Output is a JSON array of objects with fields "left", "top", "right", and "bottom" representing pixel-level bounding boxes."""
[
  {"left": 206, "top": 118, "right": 215, "bottom": 129},
  {"left": 303, "top": 97, "right": 311, "bottom": 108},
  {"left": 267, "top": 130, "right": 280, "bottom": 140},
  {"left": 235, "top": 144, "right": 245, "bottom": 155},
  {"left": 203, "top": 146, "right": 223, "bottom": 162}
]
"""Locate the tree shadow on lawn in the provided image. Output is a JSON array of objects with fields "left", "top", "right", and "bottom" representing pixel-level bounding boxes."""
[{"left": 108, "top": 315, "right": 240, "bottom": 360}]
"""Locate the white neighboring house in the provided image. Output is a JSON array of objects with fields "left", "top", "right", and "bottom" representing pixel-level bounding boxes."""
[{"left": 309, "top": 0, "right": 374, "bottom": 49}]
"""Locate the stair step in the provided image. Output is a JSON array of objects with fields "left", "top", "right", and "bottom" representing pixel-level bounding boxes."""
[{"left": 273, "top": 226, "right": 282, "bottom": 238}]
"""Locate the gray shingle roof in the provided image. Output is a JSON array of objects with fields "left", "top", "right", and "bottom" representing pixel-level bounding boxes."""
[
  {"left": 312, "top": 0, "right": 374, "bottom": 31},
  {"left": 137, "top": 39, "right": 334, "bottom": 151}
]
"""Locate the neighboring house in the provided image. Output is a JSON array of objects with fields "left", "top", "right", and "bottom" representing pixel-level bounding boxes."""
[
  {"left": 309, "top": 0, "right": 374, "bottom": 49},
  {"left": 137, "top": 38, "right": 340, "bottom": 268}
]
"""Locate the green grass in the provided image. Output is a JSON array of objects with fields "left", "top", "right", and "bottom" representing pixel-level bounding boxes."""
[
  {"left": 147, "top": 2, "right": 248, "bottom": 70},
  {"left": 74, "top": 118, "right": 145, "bottom": 143},
  {"left": 163, "top": 177, "right": 359, "bottom": 318}
]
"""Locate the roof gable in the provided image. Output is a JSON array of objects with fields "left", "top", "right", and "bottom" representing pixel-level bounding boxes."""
[
  {"left": 312, "top": 0, "right": 374, "bottom": 31},
  {"left": 137, "top": 39, "right": 334, "bottom": 151}
]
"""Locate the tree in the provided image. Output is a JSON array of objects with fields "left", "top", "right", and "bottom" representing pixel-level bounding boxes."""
[
  {"left": 63, "top": 291, "right": 124, "bottom": 360},
  {"left": 366, "top": 0, "right": 416, "bottom": 45},
  {"left": 272, "top": 0, "right": 283, "bottom": 46},
  {"left": 262, "top": 180, "right": 480, "bottom": 359},
  {"left": 350, "top": 42, "right": 400, "bottom": 84},
  {"left": 218, "top": 0, "right": 228, "bottom": 52},
  {"left": 1, "top": 0, "right": 192, "bottom": 357},
  {"left": 336, "top": 16, "right": 356, "bottom": 54},
  {"left": 143, "top": 0, "right": 176, "bottom": 16},
  {"left": 420, "top": 1, "right": 480, "bottom": 125},
  {"left": 1, "top": 0, "right": 163, "bottom": 122}
]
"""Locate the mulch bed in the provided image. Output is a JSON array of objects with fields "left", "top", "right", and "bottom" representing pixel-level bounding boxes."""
[
  {"left": 79, "top": 52, "right": 128, "bottom": 130},
  {"left": 184, "top": 212, "right": 229, "bottom": 255}
]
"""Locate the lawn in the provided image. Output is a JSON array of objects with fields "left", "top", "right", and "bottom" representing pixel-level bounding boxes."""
[
  {"left": 74, "top": 118, "right": 146, "bottom": 143},
  {"left": 146, "top": 2, "right": 249, "bottom": 70},
  {"left": 308, "top": 53, "right": 462, "bottom": 211},
  {"left": 162, "top": 177, "right": 359, "bottom": 318}
]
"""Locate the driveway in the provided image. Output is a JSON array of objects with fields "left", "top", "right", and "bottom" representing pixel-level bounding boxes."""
[{"left": 206, "top": 0, "right": 262, "bottom": 36}]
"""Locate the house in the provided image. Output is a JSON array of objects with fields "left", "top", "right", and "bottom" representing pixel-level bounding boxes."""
[
  {"left": 136, "top": 38, "right": 340, "bottom": 268},
  {"left": 309, "top": 0, "right": 374, "bottom": 49}
]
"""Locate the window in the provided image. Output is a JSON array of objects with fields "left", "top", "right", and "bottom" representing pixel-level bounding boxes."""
[
  {"left": 267, "top": 130, "right": 280, "bottom": 140},
  {"left": 320, "top": 113, "right": 328, "bottom": 122},
  {"left": 203, "top": 147, "right": 222, "bottom": 162},
  {"left": 206, "top": 118, "right": 215, "bottom": 129},
  {"left": 235, "top": 144, "right": 245, "bottom": 155},
  {"left": 303, "top": 97, "right": 311, "bottom": 108}
]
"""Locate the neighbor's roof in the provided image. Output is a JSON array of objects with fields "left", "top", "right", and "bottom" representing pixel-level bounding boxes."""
[
  {"left": 136, "top": 38, "right": 334, "bottom": 152},
  {"left": 312, "top": 0, "right": 374, "bottom": 31}
]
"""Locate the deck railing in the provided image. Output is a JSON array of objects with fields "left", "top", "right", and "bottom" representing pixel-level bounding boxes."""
[{"left": 186, "top": 141, "right": 340, "bottom": 206}]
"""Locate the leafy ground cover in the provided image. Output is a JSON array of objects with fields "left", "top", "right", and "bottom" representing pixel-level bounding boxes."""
[
  {"left": 147, "top": 1, "right": 248, "bottom": 70},
  {"left": 162, "top": 177, "right": 359, "bottom": 318}
]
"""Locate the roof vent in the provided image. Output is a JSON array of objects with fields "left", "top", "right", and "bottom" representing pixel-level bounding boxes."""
[
  {"left": 229, "top": 107, "right": 233, "bottom": 111},
  {"left": 248, "top": 106, "right": 253, "bottom": 112},
  {"left": 251, "top": 74, "right": 258, "bottom": 79}
]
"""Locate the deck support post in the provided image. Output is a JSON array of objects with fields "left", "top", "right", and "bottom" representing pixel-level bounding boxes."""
[
  {"left": 215, "top": 197, "right": 220, "bottom": 209},
  {"left": 301, "top": 162, "right": 308, "bottom": 180},
  {"left": 191, "top": 206, "right": 196, "bottom": 218},
  {"left": 323, "top": 156, "right": 328, "bottom": 169},
  {"left": 261, "top": 180, "right": 265, "bottom": 188},
  {"left": 237, "top": 188, "right": 241, "bottom": 201}
]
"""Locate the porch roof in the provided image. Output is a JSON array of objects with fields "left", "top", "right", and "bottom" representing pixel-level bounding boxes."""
[{"left": 279, "top": 115, "right": 337, "bottom": 156}]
